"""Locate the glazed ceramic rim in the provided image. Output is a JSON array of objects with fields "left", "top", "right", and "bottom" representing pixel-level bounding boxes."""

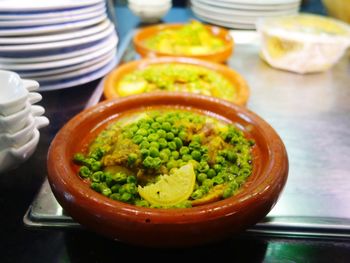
[
  {"left": 103, "top": 56, "right": 250, "bottom": 106},
  {"left": 48, "top": 93, "right": 288, "bottom": 225},
  {"left": 132, "top": 22, "right": 234, "bottom": 63}
]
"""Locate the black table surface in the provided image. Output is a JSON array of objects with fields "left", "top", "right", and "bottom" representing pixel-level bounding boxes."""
[{"left": 2, "top": 3, "right": 350, "bottom": 263}]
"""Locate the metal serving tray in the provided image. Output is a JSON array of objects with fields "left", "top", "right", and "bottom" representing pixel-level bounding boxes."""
[{"left": 24, "top": 30, "right": 350, "bottom": 238}]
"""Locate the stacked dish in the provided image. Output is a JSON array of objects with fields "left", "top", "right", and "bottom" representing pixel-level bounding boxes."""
[
  {"left": 190, "top": 0, "right": 301, "bottom": 29},
  {"left": 0, "top": 70, "right": 49, "bottom": 173},
  {"left": 0, "top": 0, "right": 118, "bottom": 91}
]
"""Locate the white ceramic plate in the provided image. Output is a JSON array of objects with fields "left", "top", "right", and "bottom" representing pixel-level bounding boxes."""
[
  {"left": 0, "top": 2, "right": 104, "bottom": 20},
  {"left": 0, "top": 0, "right": 104, "bottom": 11},
  {"left": 191, "top": 0, "right": 300, "bottom": 16},
  {"left": 0, "top": 7, "right": 106, "bottom": 27},
  {"left": 19, "top": 50, "right": 116, "bottom": 78},
  {"left": 38, "top": 56, "right": 118, "bottom": 91},
  {"left": 194, "top": 0, "right": 300, "bottom": 10},
  {"left": 193, "top": 10, "right": 255, "bottom": 29},
  {"left": 192, "top": 6, "right": 298, "bottom": 24},
  {"left": 0, "top": 31, "right": 117, "bottom": 63},
  {"left": 0, "top": 22, "right": 114, "bottom": 52},
  {"left": 0, "top": 13, "right": 106, "bottom": 36},
  {"left": 32, "top": 50, "right": 116, "bottom": 82},
  {"left": 0, "top": 34, "right": 118, "bottom": 71},
  {"left": 0, "top": 19, "right": 110, "bottom": 45}
]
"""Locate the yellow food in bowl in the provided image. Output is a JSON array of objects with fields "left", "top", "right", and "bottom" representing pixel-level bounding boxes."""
[
  {"left": 116, "top": 63, "right": 237, "bottom": 100},
  {"left": 144, "top": 20, "right": 226, "bottom": 55}
]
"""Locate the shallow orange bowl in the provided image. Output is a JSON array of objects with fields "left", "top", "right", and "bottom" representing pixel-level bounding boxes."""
[
  {"left": 133, "top": 23, "right": 234, "bottom": 63},
  {"left": 103, "top": 56, "right": 250, "bottom": 106},
  {"left": 47, "top": 93, "right": 288, "bottom": 248}
]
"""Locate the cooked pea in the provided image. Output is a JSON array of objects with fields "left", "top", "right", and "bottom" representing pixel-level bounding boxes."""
[
  {"left": 136, "top": 128, "right": 148, "bottom": 136},
  {"left": 148, "top": 133, "right": 159, "bottom": 142},
  {"left": 102, "top": 187, "right": 112, "bottom": 197},
  {"left": 222, "top": 186, "right": 234, "bottom": 199},
  {"left": 128, "top": 153, "right": 138, "bottom": 166},
  {"left": 159, "top": 151, "right": 169, "bottom": 161},
  {"left": 151, "top": 122, "right": 161, "bottom": 129},
  {"left": 191, "top": 150, "right": 201, "bottom": 161},
  {"left": 92, "top": 171, "right": 103, "bottom": 182},
  {"left": 89, "top": 148, "right": 104, "bottom": 160},
  {"left": 213, "top": 164, "right": 222, "bottom": 172},
  {"left": 180, "top": 146, "right": 190, "bottom": 155},
  {"left": 171, "top": 151, "right": 179, "bottom": 160},
  {"left": 91, "top": 182, "right": 101, "bottom": 192},
  {"left": 212, "top": 176, "right": 225, "bottom": 185},
  {"left": 166, "top": 132, "right": 175, "bottom": 141},
  {"left": 132, "top": 135, "right": 143, "bottom": 144},
  {"left": 202, "top": 178, "right": 213, "bottom": 188},
  {"left": 182, "top": 154, "right": 192, "bottom": 162},
  {"left": 173, "top": 137, "right": 183, "bottom": 148},
  {"left": 167, "top": 160, "right": 177, "bottom": 170},
  {"left": 111, "top": 184, "right": 121, "bottom": 193},
  {"left": 90, "top": 161, "right": 102, "bottom": 172},
  {"left": 149, "top": 141, "right": 160, "bottom": 149},
  {"left": 197, "top": 173, "right": 207, "bottom": 183},
  {"left": 215, "top": 156, "right": 226, "bottom": 164},
  {"left": 162, "top": 122, "right": 172, "bottom": 131},
  {"left": 127, "top": 175, "right": 137, "bottom": 184},
  {"left": 120, "top": 192, "right": 133, "bottom": 202},
  {"left": 140, "top": 148, "right": 149, "bottom": 158},
  {"left": 178, "top": 131, "right": 187, "bottom": 141},
  {"left": 168, "top": 141, "right": 177, "bottom": 151},
  {"left": 207, "top": 168, "right": 216, "bottom": 178},
  {"left": 139, "top": 123, "right": 150, "bottom": 129},
  {"left": 157, "top": 129, "right": 167, "bottom": 138},
  {"left": 79, "top": 166, "right": 91, "bottom": 178},
  {"left": 139, "top": 140, "right": 150, "bottom": 149},
  {"left": 171, "top": 127, "right": 179, "bottom": 135},
  {"left": 73, "top": 153, "right": 86, "bottom": 164},
  {"left": 135, "top": 199, "right": 150, "bottom": 207},
  {"left": 198, "top": 161, "right": 209, "bottom": 173},
  {"left": 158, "top": 138, "right": 168, "bottom": 149},
  {"left": 191, "top": 189, "right": 205, "bottom": 199},
  {"left": 189, "top": 141, "right": 201, "bottom": 149},
  {"left": 192, "top": 134, "right": 201, "bottom": 142},
  {"left": 110, "top": 193, "right": 121, "bottom": 200},
  {"left": 149, "top": 147, "right": 160, "bottom": 157}
]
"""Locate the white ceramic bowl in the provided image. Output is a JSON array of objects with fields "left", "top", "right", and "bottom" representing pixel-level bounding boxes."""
[
  {"left": 0, "top": 115, "right": 49, "bottom": 150},
  {"left": 0, "top": 70, "right": 41, "bottom": 116},
  {"left": 128, "top": 1, "right": 172, "bottom": 23},
  {"left": 0, "top": 129, "right": 40, "bottom": 174},
  {"left": 0, "top": 103, "right": 45, "bottom": 134}
]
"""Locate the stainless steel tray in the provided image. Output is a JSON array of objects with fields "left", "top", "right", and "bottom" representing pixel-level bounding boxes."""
[{"left": 24, "top": 30, "right": 350, "bottom": 238}]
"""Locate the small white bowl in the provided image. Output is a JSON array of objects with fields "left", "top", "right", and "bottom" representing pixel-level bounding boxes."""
[
  {"left": 0, "top": 70, "right": 28, "bottom": 116},
  {"left": 0, "top": 129, "right": 40, "bottom": 174},
  {"left": 128, "top": 1, "right": 172, "bottom": 23},
  {"left": 0, "top": 115, "right": 49, "bottom": 150},
  {"left": 0, "top": 102, "right": 45, "bottom": 134}
]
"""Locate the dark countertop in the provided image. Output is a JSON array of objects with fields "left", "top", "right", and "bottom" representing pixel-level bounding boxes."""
[{"left": 1, "top": 4, "right": 350, "bottom": 263}]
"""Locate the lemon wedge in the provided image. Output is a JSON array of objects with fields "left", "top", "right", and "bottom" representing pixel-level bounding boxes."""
[{"left": 138, "top": 163, "right": 196, "bottom": 207}]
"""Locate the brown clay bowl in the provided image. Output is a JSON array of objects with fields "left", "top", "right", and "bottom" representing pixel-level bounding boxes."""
[
  {"left": 103, "top": 56, "right": 250, "bottom": 106},
  {"left": 47, "top": 93, "right": 288, "bottom": 248},
  {"left": 133, "top": 23, "right": 234, "bottom": 63}
]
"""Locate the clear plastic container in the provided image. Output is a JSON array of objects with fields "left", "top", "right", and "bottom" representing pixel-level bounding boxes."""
[{"left": 256, "top": 13, "right": 350, "bottom": 74}]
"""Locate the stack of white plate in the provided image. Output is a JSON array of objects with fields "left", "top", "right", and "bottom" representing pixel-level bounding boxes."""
[
  {"left": 0, "top": 0, "right": 118, "bottom": 91},
  {"left": 190, "top": 0, "right": 301, "bottom": 30}
]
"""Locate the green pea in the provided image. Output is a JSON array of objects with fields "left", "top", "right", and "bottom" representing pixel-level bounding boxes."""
[
  {"left": 167, "top": 160, "right": 177, "bottom": 170},
  {"left": 120, "top": 192, "right": 133, "bottom": 202},
  {"left": 92, "top": 171, "right": 103, "bottom": 182},
  {"left": 161, "top": 148, "right": 171, "bottom": 156},
  {"left": 102, "top": 187, "right": 112, "bottom": 197},
  {"left": 139, "top": 140, "right": 150, "bottom": 149},
  {"left": 212, "top": 176, "right": 225, "bottom": 185},
  {"left": 197, "top": 173, "right": 207, "bottom": 183},
  {"left": 159, "top": 151, "right": 169, "bottom": 161},
  {"left": 178, "top": 131, "right": 187, "bottom": 141},
  {"left": 227, "top": 151, "right": 237, "bottom": 162},
  {"left": 158, "top": 138, "right": 168, "bottom": 149},
  {"left": 127, "top": 175, "right": 137, "bottom": 184},
  {"left": 132, "top": 135, "right": 143, "bottom": 144},
  {"left": 156, "top": 116, "right": 165, "bottom": 123},
  {"left": 123, "top": 131, "right": 133, "bottom": 139},
  {"left": 79, "top": 166, "right": 91, "bottom": 178},
  {"left": 166, "top": 132, "right": 175, "bottom": 141},
  {"left": 180, "top": 146, "right": 190, "bottom": 155},
  {"left": 91, "top": 182, "right": 101, "bottom": 192},
  {"left": 129, "top": 124, "right": 138, "bottom": 133},
  {"left": 182, "top": 154, "right": 192, "bottom": 162},
  {"left": 128, "top": 153, "right": 138, "bottom": 166},
  {"left": 90, "top": 160, "right": 102, "bottom": 172},
  {"left": 149, "top": 141, "right": 160, "bottom": 149},
  {"left": 168, "top": 141, "right": 177, "bottom": 151},
  {"left": 148, "top": 133, "right": 159, "bottom": 142},
  {"left": 213, "top": 164, "right": 222, "bottom": 172},
  {"left": 157, "top": 129, "right": 167, "bottom": 138},
  {"left": 110, "top": 193, "right": 121, "bottom": 201},
  {"left": 191, "top": 150, "right": 201, "bottom": 161},
  {"left": 136, "top": 128, "right": 148, "bottom": 136},
  {"left": 140, "top": 148, "right": 149, "bottom": 158},
  {"left": 111, "top": 184, "right": 121, "bottom": 193},
  {"left": 113, "top": 172, "right": 128, "bottom": 184},
  {"left": 149, "top": 147, "right": 160, "bottom": 158},
  {"left": 202, "top": 178, "right": 213, "bottom": 188},
  {"left": 139, "top": 123, "right": 150, "bottom": 129},
  {"left": 162, "top": 122, "right": 172, "bottom": 131},
  {"left": 207, "top": 168, "right": 216, "bottom": 178},
  {"left": 173, "top": 137, "right": 183, "bottom": 149},
  {"left": 191, "top": 189, "right": 205, "bottom": 200},
  {"left": 135, "top": 199, "right": 150, "bottom": 207},
  {"left": 73, "top": 153, "right": 85, "bottom": 165},
  {"left": 198, "top": 161, "right": 209, "bottom": 173},
  {"left": 192, "top": 134, "right": 201, "bottom": 143},
  {"left": 151, "top": 122, "right": 161, "bottom": 129},
  {"left": 189, "top": 141, "right": 201, "bottom": 150},
  {"left": 89, "top": 148, "right": 104, "bottom": 160},
  {"left": 171, "top": 151, "right": 179, "bottom": 160}
]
